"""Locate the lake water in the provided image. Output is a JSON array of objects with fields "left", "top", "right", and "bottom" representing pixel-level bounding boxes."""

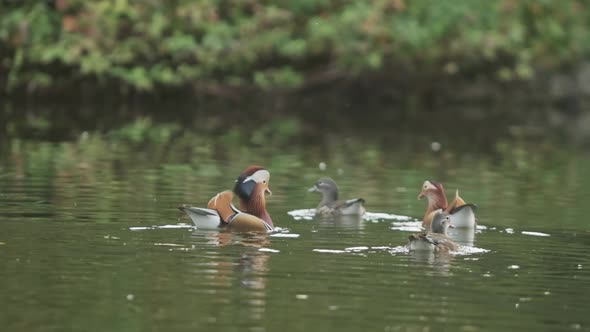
[{"left": 0, "top": 107, "right": 589, "bottom": 331}]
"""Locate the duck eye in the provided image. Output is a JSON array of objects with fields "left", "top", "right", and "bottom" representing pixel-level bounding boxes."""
[
  {"left": 423, "top": 185, "right": 427, "bottom": 189},
  {"left": 263, "top": 180, "right": 266, "bottom": 183}
]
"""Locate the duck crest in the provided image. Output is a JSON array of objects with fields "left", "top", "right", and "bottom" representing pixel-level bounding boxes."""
[
  {"left": 234, "top": 165, "right": 266, "bottom": 202},
  {"left": 240, "top": 165, "right": 266, "bottom": 178},
  {"left": 428, "top": 181, "right": 448, "bottom": 210}
]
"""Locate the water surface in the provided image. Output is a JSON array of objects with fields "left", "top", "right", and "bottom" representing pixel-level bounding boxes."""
[{"left": 0, "top": 116, "right": 589, "bottom": 332}]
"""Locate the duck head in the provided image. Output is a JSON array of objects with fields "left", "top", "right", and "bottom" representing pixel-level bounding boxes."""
[
  {"left": 233, "top": 165, "right": 273, "bottom": 225},
  {"left": 308, "top": 177, "right": 339, "bottom": 204},
  {"left": 418, "top": 180, "right": 448, "bottom": 211},
  {"left": 431, "top": 211, "right": 454, "bottom": 235}
]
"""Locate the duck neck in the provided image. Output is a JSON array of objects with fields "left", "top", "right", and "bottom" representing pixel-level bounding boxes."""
[
  {"left": 431, "top": 222, "right": 447, "bottom": 235},
  {"left": 319, "top": 191, "right": 338, "bottom": 208},
  {"left": 424, "top": 192, "right": 448, "bottom": 219},
  {"left": 240, "top": 191, "right": 273, "bottom": 226}
]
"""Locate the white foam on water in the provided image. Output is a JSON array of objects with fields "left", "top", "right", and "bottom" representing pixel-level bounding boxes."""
[
  {"left": 129, "top": 224, "right": 194, "bottom": 231},
  {"left": 476, "top": 225, "right": 488, "bottom": 230},
  {"left": 287, "top": 209, "right": 316, "bottom": 218},
  {"left": 129, "top": 226, "right": 151, "bottom": 231},
  {"left": 258, "top": 248, "right": 280, "bottom": 253},
  {"left": 452, "top": 246, "right": 490, "bottom": 255},
  {"left": 505, "top": 228, "right": 515, "bottom": 234},
  {"left": 154, "top": 243, "right": 185, "bottom": 247},
  {"left": 344, "top": 246, "right": 369, "bottom": 252},
  {"left": 270, "top": 233, "right": 300, "bottom": 238},
  {"left": 388, "top": 246, "right": 410, "bottom": 254},
  {"left": 314, "top": 244, "right": 487, "bottom": 256},
  {"left": 287, "top": 209, "right": 416, "bottom": 222},
  {"left": 364, "top": 212, "right": 415, "bottom": 221},
  {"left": 159, "top": 224, "right": 193, "bottom": 229},
  {"left": 391, "top": 221, "right": 423, "bottom": 232},
  {"left": 371, "top": 246, "right": 392, "bottom": 250},
  {"left": 391, "top": 225, "right": 423, "bottom": 232},
  {"left": 313, "top": 249, "right": 347, "bottom": 254},
  {"left": 521, "top": 231, "right": 550, "bottom": 237}
]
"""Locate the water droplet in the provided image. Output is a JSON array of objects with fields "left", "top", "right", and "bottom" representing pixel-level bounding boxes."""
[
  {"left": 295, "top": 294, "right": 308, "bottom": 300},
  {"left": 431, "top": 142, "right": 442, "bottom": 152},
  {"left": 126, "top": 294, "right": 134, "bottom": 301},
  {"left": 318, "top": 162, "right": 327, "bottom": 171}
]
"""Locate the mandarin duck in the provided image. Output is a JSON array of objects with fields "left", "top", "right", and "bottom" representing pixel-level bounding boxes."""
[
  {"left": 407, "top": 211, "right": 458, "bottom": 252},
  {"left": 418, "top": 180, "right": 477, "bottom": 229},
  {"left": 308, "top": 177, "right": 366, "bottom": 216},
  {"left": 179, "top": 166, "right": 274, "bottom": 232}
]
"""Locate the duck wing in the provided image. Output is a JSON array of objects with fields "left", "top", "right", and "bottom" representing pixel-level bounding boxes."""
[
  {"left": 178, "top": 206, "right": 223, "bottom": 229},
  {"left": 336, "top": 198, "right": 366, "bottom": 215}
]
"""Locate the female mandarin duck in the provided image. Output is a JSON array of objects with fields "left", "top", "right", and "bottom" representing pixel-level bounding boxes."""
[
  {"left": 418, "top": 180, "right": 477, "bottom": 229},
  {"left": 179, "top": 166, "right": 274, "bottom": 232},
  {"left": 407, "top": 211, "right": 458, "bottom": 252},
  {"left": 308, "top": 177, "right": 366, "bottom": 216}
]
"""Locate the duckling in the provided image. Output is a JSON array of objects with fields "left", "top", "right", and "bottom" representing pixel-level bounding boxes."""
[
  {"left": 179, "top": 165, "right": 274, "bottom": 232},
  {"left": 308, "top": 177, "right": 365, "bottom": 216},
  {"left": 418, "top": 180, "right": 477, "bottom": 229},
  {"left": 407, "top": 211, "right": 458, "bottom": 252}
]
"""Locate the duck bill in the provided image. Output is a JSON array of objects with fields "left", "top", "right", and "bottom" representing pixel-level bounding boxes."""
[
  {"left": 308, "top": 185, "right": 319, "bottom": 193},
  {"left": 265, "top": 187, "right": 272, "bottom": 196},
  {"left": 417, "top": 191, "right": 426, "bottom": 200}
]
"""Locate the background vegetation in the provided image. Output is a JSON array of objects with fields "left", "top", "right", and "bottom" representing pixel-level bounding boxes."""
[{"left": 1, "top": 0, "right": 589, "bottom": 94}]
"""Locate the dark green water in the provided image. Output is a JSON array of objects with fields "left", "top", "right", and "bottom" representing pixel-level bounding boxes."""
[{"left": 0, "top": 119, "right": 589, "bottom": 332}]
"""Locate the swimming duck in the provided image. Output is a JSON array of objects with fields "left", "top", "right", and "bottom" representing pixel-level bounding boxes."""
[
  {"left": 418, "top": 180, "right": 477, "bottom": 229},
  {"left": 407, "top": 211, "right": 458, "bottom": 252},
  {"left": 179, "top": 166, "right": 274, "bottom": 232},
  {"left": 308, "top": 177, "right": 366, "bottom": 216}
]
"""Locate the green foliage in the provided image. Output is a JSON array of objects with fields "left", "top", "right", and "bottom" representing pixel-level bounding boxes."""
[{"left": 1, "top": 0, "right": 590, "bottom": 92}]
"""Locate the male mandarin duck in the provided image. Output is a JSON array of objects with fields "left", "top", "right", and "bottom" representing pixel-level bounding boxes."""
[
  {"left": 179, "top": 166, "right": 274, "bottom": 232},
  {"left": 407, "top": 211, "right": 458, "bottom": 252},
  {"left": 308, "top": 177, "right": 366, "bottom": 216},
  {"left": 418, "top": 180, "right": 477, "bottom": 229}
]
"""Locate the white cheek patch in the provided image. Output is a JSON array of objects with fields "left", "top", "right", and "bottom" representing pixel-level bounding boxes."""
[
  {"left": 423, "top": 181, "right": 437, "bottom": 190},
  {"left": 246, "top": 170, "right": 270, "bottom": 184}
]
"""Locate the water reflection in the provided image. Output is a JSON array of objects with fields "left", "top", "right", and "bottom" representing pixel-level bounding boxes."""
[
  {"left": 197, "top": 231, "right": 270, "bottom": 249},
  {"left": 448, "top": 228, "right": 475, "bottom": 247},
  {"left": 194, "top": 231, "right": 271, "bottom": 289},
  {"left": 407, "top": 250, "right": 455, "bottom": 276},
  {"left": 190, "top": 231, "right": 272, "bottom": 324},
  {"left": 314, "top": 214, "right": 365, "bottom": 229}
]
